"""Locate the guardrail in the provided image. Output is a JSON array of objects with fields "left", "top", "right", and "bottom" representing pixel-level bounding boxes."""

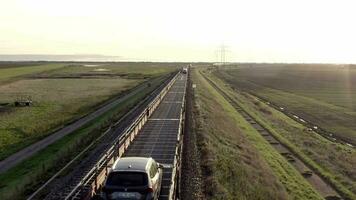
[
  {"left": 65, "top": 72, "right": 180, "bottom": 200},
  {"left": 169, "top": 86, "right": 186, "bottom": 200},
  {"left": 170, "top": 73, "right": 187, "bottom": 200}
]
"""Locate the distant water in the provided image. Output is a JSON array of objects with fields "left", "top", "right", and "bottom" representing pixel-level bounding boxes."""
[{"left": 0, "top": 54, "right": 122, "bottom": 62}]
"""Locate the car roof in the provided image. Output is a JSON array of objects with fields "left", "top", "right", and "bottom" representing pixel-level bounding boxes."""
[{"left": 112, "top": 157, "right": 153, "bottom": 172}]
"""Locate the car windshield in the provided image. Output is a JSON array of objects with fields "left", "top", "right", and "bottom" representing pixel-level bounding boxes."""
[{"left": 106, "top": 172, "right": 148, "bottom": 187}]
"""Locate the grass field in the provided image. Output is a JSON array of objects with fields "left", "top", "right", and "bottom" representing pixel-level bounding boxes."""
[
  {"left": 0, "top": 62, "right": 176, "bottom": 160},
  {"left": 236, "top": 91, "right": 356, "bottom": 196},
  {"left": 192, "top": 68, "right": 323, "bottom": 200},
  {"left": 35, "top": 62, "right": 181, "bottom": 79},
  {"left": 211, "top": 64, "right": 356, "bottom": 199},
  {"left": 214, "top": 64, "right": 356, "bottom": 145},
  {"left": 0, "top": 78, "right": 138, "bottom": 159},
  {"left": 0, "top": 62, "right": 48, "bottom": 69},
  {"left": 0, "top": 63, "right": 66, "bottom": 85},
  {"left": 0, "top": 74, "right": 169, "bottom": 200}
]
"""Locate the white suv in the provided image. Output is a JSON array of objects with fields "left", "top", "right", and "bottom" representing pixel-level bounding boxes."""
[{"left": 103, "top": 157, "right": 163, "bottom": 200}]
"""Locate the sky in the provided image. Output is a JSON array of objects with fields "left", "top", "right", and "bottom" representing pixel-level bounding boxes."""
[{"left": 0, "top": 0, "right": 356, "bottom": 63}]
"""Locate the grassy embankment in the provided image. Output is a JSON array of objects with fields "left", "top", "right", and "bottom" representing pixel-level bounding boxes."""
[
  {"left": 192, "top": 67, "right": 323, "bottom": 200},
  {"left": 214, "top": 64, "right": 356, "bottom": 145},
  {"left": 0, "top": 63, "right": 176, "bottom": 160},
  {"left": 0, "top": 64, "right": 175, "bottom": 200},
  {"left": 213, "top": 66, "right": 356, "bottom": 199}
]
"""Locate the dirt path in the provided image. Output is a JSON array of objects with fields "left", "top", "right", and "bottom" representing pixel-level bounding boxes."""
[{"left": 0, "top": 80, "right": 154, "bottom": 174}]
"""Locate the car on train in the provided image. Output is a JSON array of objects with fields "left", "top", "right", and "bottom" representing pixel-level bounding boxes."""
[
  {"left": 181, "top": 67, "right": 188, "bottom": 74},
  {"left": 102, "top": 157, "right": 163, "bottom": 200}
]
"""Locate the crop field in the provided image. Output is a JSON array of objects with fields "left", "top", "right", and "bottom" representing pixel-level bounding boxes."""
[
  {"left": 214, "top": 64, "right": 356, "bottom": 145},
  {"left": 209, "top": 64, "right": 356, "bottom": 199},
  {"left": 191, "top": 68, "right": 325, "bottom": 199},
  {"left": 0, "top": 62, "right": 176, "bottom": 160}
]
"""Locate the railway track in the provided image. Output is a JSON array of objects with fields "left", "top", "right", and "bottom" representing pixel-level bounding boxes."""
[
  {"left": 27, "top": 71, "right": 181, "bottom": 200},
  {"left": 122, "top": 72, "right": 187, "bottom": 200},
  {"left": 214, "top": 70, "right": 356, "bottom": 148},
  {"left": 244, "top": 90, "right": 355, "bottom": 148},
  {"left": 200, "top": 71, "right": 343, "bottom": 200}
]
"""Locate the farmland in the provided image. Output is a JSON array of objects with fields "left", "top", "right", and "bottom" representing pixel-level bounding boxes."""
[
  {"left": 209, "top": 64, "right": 356, "bottom": 199},
  {"left": 0, "top": 62, "right": 176, "bottom": 160}
]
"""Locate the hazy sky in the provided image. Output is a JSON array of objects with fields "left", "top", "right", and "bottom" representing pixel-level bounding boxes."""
[{"left": 1, "top": 0, "right": 356, "bottom": 63}]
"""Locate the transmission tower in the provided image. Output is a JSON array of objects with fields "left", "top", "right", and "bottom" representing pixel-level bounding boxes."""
[{"left": 217, "top": 44, "right": 228, "bottom": 67}]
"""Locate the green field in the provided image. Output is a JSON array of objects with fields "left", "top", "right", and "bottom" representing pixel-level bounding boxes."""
[
  {"left": 214, "top": 64, "right": 356, "bottom": 145},
  {"left": 191, "top": 68, "right": 323, "bottom": 200},
  {"left": 0, "top": 62, "right": 176, "bottom": 199},
  {"left": 210, "top": 64, "right": 356, "bottom": 199},
  {"left": 0, "top": 74, "right": 169, "bottom": 200},
  {"left": 0, "top": 63, "right": 66, "bottom": 84},
  {"left": 35, "top": 62, "right": 180, "bottom": 79},
  {"left": 0, "top": 62, "right": 176, "bottom": 160}
]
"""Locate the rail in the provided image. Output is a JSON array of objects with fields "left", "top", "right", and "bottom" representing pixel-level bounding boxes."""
[{"left": 121, "top": 72, "right": 187, "bottom": 200}]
